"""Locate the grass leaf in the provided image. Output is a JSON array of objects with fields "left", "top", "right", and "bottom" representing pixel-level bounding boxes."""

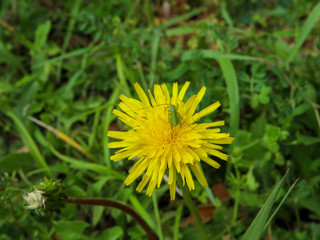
[
  {"left": 173, "top": 204, "right": 183, "bottom": 240},
  {"left": 182, "top": 50, "right": 261, "bottom": 62},
  {"left": 152, "top": 193, "right": 163, "bottom": 240},
  {"left": 49, "top": 145, "right": 124, "bottom": 179},
  {"left": 217, "top": 59, "right": 240, "bottom": 135},
  {"left": 33, "top": 47, "right": 91, "bottom": 69},
  {"left": 129, "top": 195, "right": 157, "bottom": 232},
  {"left": 161, "top": 6, "right": 207, "bottom": 29},
  {"left": 6, "top": 111, "right": 52, "bottom": 177},
  {"left": 286, "top": 2, "right": 320, "bottom": 64},
  {"left": 241, "top": 169, "right": 290, "bottom": 240},
  {"left": 264, "top": 178, "right": 299, "bottom": 230}
]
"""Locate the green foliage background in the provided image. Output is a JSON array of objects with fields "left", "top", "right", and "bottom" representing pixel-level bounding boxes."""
[{"left": 1, "top": 0, "right": 320, "bottom": 239}]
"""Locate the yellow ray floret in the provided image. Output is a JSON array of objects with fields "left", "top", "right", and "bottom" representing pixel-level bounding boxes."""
[{"left": 107, "top": 82, "right": 234, "bottom": 200}]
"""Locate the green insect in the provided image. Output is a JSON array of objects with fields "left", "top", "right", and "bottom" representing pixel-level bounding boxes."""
[
  {"left": 168, "top": 105, "right": 212, "bottom": 140},
  {"left": 125, "top": 103, "right": 210, "bottom": 139},
  {"left": 127, "top": 103, "right": 183, "bottom": 129},
  {"left": 169, "top": 104, "right": 182, "bottom": 129}
]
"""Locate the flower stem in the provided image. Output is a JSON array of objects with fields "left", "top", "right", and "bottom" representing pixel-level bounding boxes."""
[
  {"left": 232, "top": 164, "right": 241, "bottom": 224},
  {"left": 177, "top": 177, "right": 210, "bottom": 240},
  {"left": 67, "top": 197, "right": 159, "bottom": 240}
]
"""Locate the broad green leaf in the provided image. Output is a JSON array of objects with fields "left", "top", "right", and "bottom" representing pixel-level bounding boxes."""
[
  {"left": 96, "top": 226, "right": 123, "bottom": 240},
  {"left": 53, "top": 220, "right": 89, "bottom": 240},
  {"left": 0, "top": 153, "right": 34, "bottom": 172},
  {"left": 34, "top": 20, "right": 51, "bottom": 49},
  {"left": 67, "top": 185, "right": 87, "bottom": 197},
  {"left": 250, "top": 113, "right": 267, "bottom": 138},
  {"left": 299, "top": 199, "right": 320, "bottom": 219},
  {"left": 297, "top": 132, "right": 320, "bottom": 145},
  {"left": 92, "top": 206, "right": 104, "bottom": 227}
]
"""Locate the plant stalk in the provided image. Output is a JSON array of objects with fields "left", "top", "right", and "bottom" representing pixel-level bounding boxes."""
[{"left": 177, "top": 177, "right": 209, "bottom": 240}]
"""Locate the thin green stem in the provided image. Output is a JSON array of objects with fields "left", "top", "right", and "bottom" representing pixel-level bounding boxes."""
[
  {"left": 233, "top": 187, "right": 240, "bottom": 224},
  {"left": 18, "top": 169, "right": 32, "bottom": 186},
  {"left": 314, "top": 107, "right": 320, "bottom": 135},
  {"left": 173, "top": 204, "right": 183, "bottom": 240},
  {"left": 152, "top": 193, "right": 163, "bottom": 240},
  {"left": 232, "top": 165, "right": 241, "bottom": 224},
  {"left": 177, "top": 176, "right": 209, "bottom": 240}
]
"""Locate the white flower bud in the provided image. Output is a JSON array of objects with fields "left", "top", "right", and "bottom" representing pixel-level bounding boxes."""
[{"left": 23, "top": 190, "right": 46, "bottom": 209}]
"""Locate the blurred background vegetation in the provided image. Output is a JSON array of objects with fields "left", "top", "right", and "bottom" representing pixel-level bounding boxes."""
[{"left": 0, "top": 0, "right": 320, "bottom": 239}]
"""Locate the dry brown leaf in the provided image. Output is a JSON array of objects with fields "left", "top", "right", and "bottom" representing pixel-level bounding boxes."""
[
  {"left": 211, "top": 183, "right": 230, "bottom": 200},
  {"left": 180, "top": 206, "right": 215, "bottom": 227}
]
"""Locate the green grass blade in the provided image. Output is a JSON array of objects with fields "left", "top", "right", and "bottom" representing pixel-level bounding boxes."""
[
  {"left": 181, "top": 52, "right": 241, "bottom": 135},
  {"left": 166, "top": 27, "right": 195, "bottom": 37},
  {"left": 65, "top": 103, "right": 114, "bottom": 129},
  {"left": 136, "top": 61, "right": 148, "bottom": 90},
  {"left": 286, "top": 2, "right": 320, "bottom": 64},
  {"left": 6, "top": 111, "right": 52, "bottom": 177},
  {"left": 161, "top": 6, "right": 207, "bottom": 29},
  {"left": 57, "top": 0, "right": 82, "bottom": 81},
  {"left": 103, "top": 84, "right": 121, "bottom": 168},
  {"left": 62, "top": 69, "right": 83, "bottom": 96},
  {"left": 182, "top": 49, "right": 261, "bottom": 61},
  {"left": 264, "top": 178, "right": 299, "bottom": 231},
  {"left": 240, "top": 169, "right": 290, "bottom": 240},
  {"left": 33, "top": 47, "right": 91, "bottom": 69},
  {"left": 173, "top": 204, "right": 183, "bottom": 240},
  {"left": 125, "top": 0, "right": 141, "bottom": 21},
  {"left": 199, "top": 162, "right": 217, "bottom": 207},
  {"left": 129, "top": 195, "right": 157, "bottom": 232},
  {"left": 88, "top": 109, "right": 101, "bottom": 150},
  {"left": 217, "top": 59, "right": 240, "bottom": 136},
  {"left": 221, "top": 2, "right": 233, "bottom": 27},
  {"left": 152, "top": 193, "right": 163, "bottom": 240},
  {"left": 50, "top": 145, "right": 124, "bottom": 180},
  {"left": 115, "top": 54, "right": 131, "bottom": 97},
  {"left": 62, "top": 0, "right": 81, "bottom": 50},
  {"left": 150, "top": 30, "right": 160, "bottom": 87}
]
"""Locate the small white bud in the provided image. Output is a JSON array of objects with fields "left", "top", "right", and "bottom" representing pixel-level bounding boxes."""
[{"left": 23, "top": 190, "right": 46, "bottom": 209}]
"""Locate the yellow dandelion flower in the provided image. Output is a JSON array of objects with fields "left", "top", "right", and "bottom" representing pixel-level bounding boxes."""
[{"left": 107, "top": 82, "right": 234, "bottom": 200}]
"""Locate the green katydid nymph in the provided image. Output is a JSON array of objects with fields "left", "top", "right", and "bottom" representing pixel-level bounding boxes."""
[
  {"left": 169, "top": 104, "right": 182, "bottom": 129},
  {"left": 122, "top": 102, "right": 210, "bottom": 139}
]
